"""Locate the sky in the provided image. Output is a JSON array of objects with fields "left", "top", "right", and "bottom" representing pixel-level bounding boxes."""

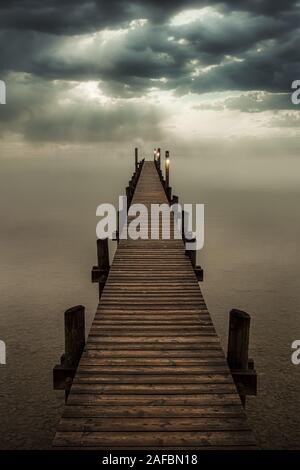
[{"left": 0, "top": 0, "right": 300, "bottom": 148}]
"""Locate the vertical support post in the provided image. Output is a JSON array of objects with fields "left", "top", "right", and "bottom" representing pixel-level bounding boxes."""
[
  {"left": 65, "top": 376, "right": 73, "bottom": 402},
  {"left": 116, "top": 210, "right": 120, "bottom": 243},
  {"left": 227, "top": 309, "right": 250, "bottom": 370},
  {"left": 166, "top": 186, "right": 172, "bottom": 202},
  {"left": 182, "top": 210, "right": 190, "bottom": 240},
  {"left": 64, "top": 305, "right": 85, "bottom": 368},
  {"left": 53, "top": 306, "right": 86, "bottom": 391},
  {"left": 165, "top": 150, "right": 170, "bottom": 189},
  {"left": 185, "top": 238, "right": 196, "bottom": 269},
  {"left": 171, "top": 195, "right": 178, "bottom": 205},
  {"left": 97, "top": 238, "right": 109, "bottom": 272},
  {"left": 126, "top": 186, "right": 132, "bottom": 206},
  {"left": 97, "top": 238, "right": 109, "bottom": 298},
  {"left": 157, "top": 148, "right": 161, "bottom": 171},
  {"left": 227, "top": 309, "right": 250, "bottom": 407},
  {"left": 135, "top": 147, "right": 138, "bottom": 171}
]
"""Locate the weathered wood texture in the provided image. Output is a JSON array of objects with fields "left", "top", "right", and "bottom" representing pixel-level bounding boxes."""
[{"left": 53, "top": 161, "right": 256, "bottom": 449}]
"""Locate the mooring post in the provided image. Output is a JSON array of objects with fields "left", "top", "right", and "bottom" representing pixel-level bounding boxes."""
[
  {"left": 171, "top": 195, "right": 178, "bottom": 205},
  {"left": 129, "top": 177, "right": 135, "bottom": 195},
  {"left": 126, "top": 185, "right": 132, "bottom": 206},
  {"left": 227, "top": 309, "right": 250, "bottom": 369},
  {"left": 65, "top": 377, "right": 73, "bottom": 402},
  {"left": 132, "top": 171, "right": 137, "bottom": 188},
  {"left": 64, "top": 305, "right": 85, "bottom": 368},
  {"left": 135, "top": 147, "right": 138, "bottom": 171},
  {"left": 53, "top": 305, "right": 86, "bottom": 391},
  {"left": 114, "top": 210, "right": 120, "bottom": 243},
  {"left": 91, "top": 238, "right": 110, "bottom": 298},
  {"left": 182, "top": 212, "right": 203, "bottom": 280},
  {"left": 185, "top": 237, "right": 196, "bottom": 269},
  {"left": 182, "top": 210, "right": 190, "bottom": 240},
  {"left": 167, "top": 186, "right": 172, "bottom": 202},
  {"left": 97, "top": 238, "right": 109, "bottom": 272},
  {"left": 227, "top": 309, "right": 257, "bottom": 407},
  {"left": 165, "top": 150, "right": 170, "bottom": 188},
  {"left": 157, "top": 148, "right": 161, "bottom": 170}
]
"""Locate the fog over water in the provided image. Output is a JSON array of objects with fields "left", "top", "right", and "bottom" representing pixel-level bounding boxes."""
[{"left": 0, "top": 142, "right": 300, "bottom": 448}]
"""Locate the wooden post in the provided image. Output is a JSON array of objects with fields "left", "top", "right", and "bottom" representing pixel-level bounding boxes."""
[
  {"left": 64, "top": 305, "right": 85, "bottom": 368},
  {"left": 65, "top": 376, "right": 73, "bottom": 402},
  {"left": 115, "top": 210, "right": 120, "bottom": 243},
  {"left": 166, "top": 186, "right": 172, "bottom": 202},
  {"left": 135, "top": 147, "right": 138, "bottom": 171},
  {"left": 97, "top": 238, "right": 109, "bottom": 297},
  {"left": 97, "top": 238, "right": 109, "bottom": 272},
  {"left": 227, "top": 309, "right": 250, "bottom": 370},
  {"left": 165, "top": 150, "right": 170, "bottom": 189},
  {"left": 227, "top": 309, "right": 250, "bottom": 407},
  {"left": 53, "top": 306, "right": 85, "bottom": 391},
  {"left": 126, "top": 186, "right": 132, "bottom": 205},
  {"left": 185, "top": 238, "right": 196, "bottom": 269},
  {"left": 132, "top": 171, "right": 137, "bottom": 188},
  {"left": 157, "top": 148, "right": 161, "bottom": 170},
  {"left": 171, "top": 195, "right": 178, "bottom": 205},
  {"left": 182, "top": 210, "right": 190, "bottom": 240}
]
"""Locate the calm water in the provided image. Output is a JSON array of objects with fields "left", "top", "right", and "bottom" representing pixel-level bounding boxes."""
[{"left": 0, "top": 144, "right": 300, "bottom": 449}]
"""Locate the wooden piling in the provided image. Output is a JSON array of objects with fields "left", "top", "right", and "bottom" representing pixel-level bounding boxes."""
[
  {"left": 185, "top": 237, "right": 196, "bottom": 269},
  {"left": 157, "top": 148, "right": 161, "bottom": 170},
  {"left": 171, "top": 195, "right": 178, "bottom": 205},
  {"left": 227, "top": 309, "right": 250, "bottom": 369},
  {"left": 135, "top": 147, "right": 138, "bottom": 171},
  {"left": 165, "top": 150, "right": 170, "bottom": 189},
  {"left": 114, "top": 210, "right": 120, "bottom": 243},
  {"left": 182, "top": 210, "right": 190, "bottom": 240},
  {"left": 126, "top": 185, "right": 132, "bottom": 205},
  {"left": 94, "top": 238, "right": 110, "bottom": 298},
  {"left": 97, "top": 238, "right": 109, "bottom": 272},
  {"left": 64, "top": 376, "right": 73, "bottom": 402},
  {"left": 227, "top": 309, "right": 257, "bottom": 407},
  {"left": 64, "top": 305, "right": 85, "bottom": 368},
  {"left": 227, "top": 309, "right": 250, "bottom": 370}
]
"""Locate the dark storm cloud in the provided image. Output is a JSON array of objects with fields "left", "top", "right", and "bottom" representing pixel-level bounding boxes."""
[
  {"left": 0, "top": 1, "right": 297, "bottom": 34},
  {"left": 0, "top": 0, "right": 300, "bottom": 142},
  {"left": 1, "top": 1, "right": 299, "bottom": 89},
  {"left": 0, "top": 0, "right": 201, "bottom": 34}
]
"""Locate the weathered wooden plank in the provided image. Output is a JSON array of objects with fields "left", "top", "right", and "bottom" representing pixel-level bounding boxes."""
[
  {"left": 87, "top": 336, "right": 220, "bottom": 343},
  {"left": 84, "top": 342, "right": 223, "bottom": 350},
  {"left": 77, "top": 365, "right": 230, "bottom": 374},
  {"left": 62, "top": 405, "right": 246, "bottom": 419},
  {"left": 78, "top": 357, "right": 225, "bottom": 366},
  {"left": 53, "top": 430, "right": 256, "bottom": 447},
  {"left": 73, "top": 374, "right": 232, "bottom": 384},
  {"left": 58, "top": 417, "right": 251, "bottom": 432},
  {"left": 89, "top": 330, "right": 216, "bottom": 336},
  {"left": 83, "top": 349, "right": 223, "bottom": 358},
  {"left": 67, "top": 393, "right": 241, "bottom": 406},
  {"left": 71, "top": 383, "right": 236, "bottom": 394}
]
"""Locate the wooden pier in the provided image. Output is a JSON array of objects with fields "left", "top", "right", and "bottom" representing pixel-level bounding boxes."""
[{"left": 53, "top": 151, "right": 257, "bottom": 449}]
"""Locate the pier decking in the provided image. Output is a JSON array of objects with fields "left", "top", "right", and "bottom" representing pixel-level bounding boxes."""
[{"left": 53, "top": 160, "right": 256, "bottom": 449}]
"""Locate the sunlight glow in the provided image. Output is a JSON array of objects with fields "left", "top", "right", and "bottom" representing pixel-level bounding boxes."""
[{"left": 170, "top": 7, "right": 224, "bottom": 26}]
